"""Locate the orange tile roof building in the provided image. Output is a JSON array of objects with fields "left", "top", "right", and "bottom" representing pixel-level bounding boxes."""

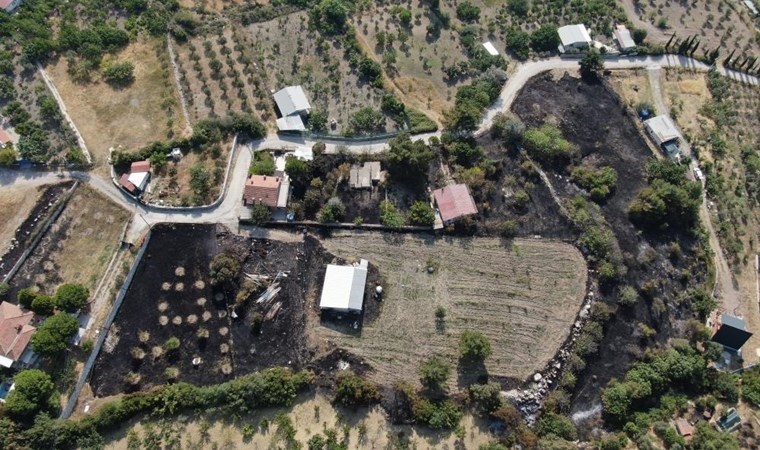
[
  {"left": 243, "top": 175, "right": 283, "bottom": 208},
  {"left": 0, "top": 302, "right": 35, "bottom": 368},
  {"left": 433, "top": 184, "right": 478, "bottom": 224}
]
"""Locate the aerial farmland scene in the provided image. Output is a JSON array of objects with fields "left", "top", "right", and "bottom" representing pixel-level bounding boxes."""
[{"left": 0, "top": 0, "right": 760, "bottom": 448}]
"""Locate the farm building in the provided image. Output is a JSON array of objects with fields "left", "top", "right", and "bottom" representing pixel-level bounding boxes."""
[
  {"left": 243, "top": 174, "right": 288, "bottom": 208},
  {"left": 0, "top": 128, "right": 11, "bottom": 148},
  {"left": 614, "top": 24, "right": 636, "bottom": 51},
  {"left": 0, "top": 302, "right": 36, "bottom": 369},
  {"left": 675, "top": 418, "right": 694, "bottom": 441},
  {"left": 273, "top": 86, "right": 311, "bottom": 132},
  {"left": 349, "top": 161, "right": 382, "bottom": 189},
  {"left": 644, "top": 115, "right": 681, "bottom": 157},
  {"left": 0, "top": 0, "right": 21, "bottom": 12},
  {"left": 433, "top": 184, "right": 478, "bottom": 225},
  {"left": 319, "top": 260, "right": 369, "bottom": 313},
  {"left": 718, "top": 408, "right": 741, "bottom": 432},
  {"left": 711, "top": 313, "right": 753, "bottom": 352},
  {"left": 557, "top": 24, "right": 592, "bottom": 53}
]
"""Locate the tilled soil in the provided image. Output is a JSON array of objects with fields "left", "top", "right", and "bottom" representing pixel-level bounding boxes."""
[
  {"left": 511, "top": 73, "right": 710, "bottom": 416},
  {"left": 0, "top": 181, "right": 74, "bottom": 282},
  {"left": 91, "top": 224, "right": 333, "bottom": 396}
]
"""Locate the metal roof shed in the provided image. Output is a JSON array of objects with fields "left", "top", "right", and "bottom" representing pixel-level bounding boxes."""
[
  {"left": 557, "top": 24, "right": 592, "bottom": 50},
  {"left": 614, "top": 24, "right": 636, "bottom": 50},
  {"left": 319, "top": 261, "right": 368, "bottom": 312},
  {"left": 712, "top": 313, "right": 753, "bottom": 351},
  {"left": 644, "top": 115, "right": 681, "bottom": 146},
  {"left": 273, "top": 86, "right": 311, "bottom": 117}
]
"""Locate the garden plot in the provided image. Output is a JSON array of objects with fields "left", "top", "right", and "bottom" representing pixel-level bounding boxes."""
[
  {"left": 10, "top": 185, "right": 131, "bottom": 294},
  {"left": 45, "top": 37, "right": 186, "bottom": 167},
  {"left": 90, "top": 224, "right": 329, "bottom": 396},
  {"left": 317, "top": 232, "right": 588, "bottom": 387}
]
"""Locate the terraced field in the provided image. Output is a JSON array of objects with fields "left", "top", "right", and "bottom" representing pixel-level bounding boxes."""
[{"left": 318, "top": 232, "right": 588, "bottom": 387}]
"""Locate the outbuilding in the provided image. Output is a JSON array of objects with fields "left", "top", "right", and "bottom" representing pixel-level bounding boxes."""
[
  {"left": 614, "top": 24, "right": 636, "bottom": 51},
  {"left": 711, "top": 313, "right": 753, "bottom": 352},
  {"left": 273, "top": 86, "right": 311, "bottom": 132},
  {"left": 0, "top": 0, "right": 22, "bottom": 13},
  {"left": 319, "top": 260, "right": 369, "bottom": 313},
  {"left": 433, "top": 184, "right": 478, "bottom": 225},
  {"left": 644, "top": 115, "right": 681, "bottom": 157},
  {"left": 557, "top": 24, "right": 592, "bottom": 53}
]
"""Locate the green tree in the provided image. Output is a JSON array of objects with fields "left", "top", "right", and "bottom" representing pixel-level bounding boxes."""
[
  {"left": 349, "top": 107, "right": 384, "bottom": 135},
  {"left": 102, "top": 61, "right": 135, "bottom": 86},
  {"left": 456, "top": 1, "right": 480, "bottom": 22},
  {"left": 319, "top": 197, "right": 345, "bottom": 223},
  {"left": 310, "top": 0, "right": 352, "bottom": 35},
  {"left": 419, "top": 356, "right": 451, "bottom": 391},
  {"left": 334, "top": 371, "right": 381, "bottom": 406},
  {"left": 307, "top": 109, "right": 328, "bottom": 132},
  {"left": 379, "top": 200, "right": 405, "bottom": 228},
  {"left": 284, "top": 157, "right": 310, "bottom": 188},
  {"left": 523, "top": 124, "right": 578, "bottom": 167},
  {"left": 536, "top": 412, "right": 578, "bottom": 440},
  {"left": 408, "top": 201, "right": 435, "bottom": 226},
  {"left": 3, "top": 369, "right": 59, "bottom": 422},
  {"left": 505, "top": 28, "right": 531, "bottom": 60},
  {"left": 691, "top": 421, "right": 739, "bottom": 450},
  {"left": 468, "top": 382, "right": 503, "bottom": 414},
  {"left": 250, "top": 204, "right": 271, "bottom": 226},
  {"left": 506, "top": 0, "right": 530, "bottom": 17},
  {"left": 530, "top": 25, "right": 560, "bottom": 52},
  {"left": 386, "top": 134, "right": 434, "bottom": 182},
  {"left": 31, "top": 313, "right": 78, "bottom": 357},
  {"left": 459, "top": 330, "right": 492, "bottom": 361},
  {"left": 0, "top": 147, "right": 16, "bottom": 166},
  {"left": 579, "top": 49, "right": 604, "bottom": 80},
  {"left": 250, "top": 153, "right": 275, "bottom": 175},
  {"left": 17, "top": 288, "right": 38, "bottom": 309},
  {"left": 189, "top": 164, "right": 210, "bottom": 199},
  {"left": 55, "top": 283, "right": 89, "bottom": 312},
  {"left": 571, "top": 166, "right": 617, "bottom": 201},
  {"left": 209, "top": 253, "right": 241, "bottom": 288},
  {"left": 30, "top": 295, "right": 56, "bottom": 316}
]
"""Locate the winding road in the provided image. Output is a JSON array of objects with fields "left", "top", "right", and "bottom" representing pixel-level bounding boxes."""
[{"left": 5, "top": 54, "right": 759, "bottom": 243}]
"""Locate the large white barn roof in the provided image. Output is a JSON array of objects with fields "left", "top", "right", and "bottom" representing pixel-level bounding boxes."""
[
  {"left": 557, "top": 24, "right": 592, "bottom": 47},
  {"left": 273, "top": 86, "right": 311, "bottom": 116},
  {"left": 319, "top": 261, "right": 368, "bottom": 312}
]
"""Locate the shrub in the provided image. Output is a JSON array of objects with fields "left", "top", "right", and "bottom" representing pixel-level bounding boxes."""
[
  {"left": 348, "top": 107, "right": 384, "bottom": 135},
  {"left": 459, "top": 330, "right": 492, "bottom": 361},
  {"left": 3, "top": 369, "right": 59, "bottom": 423},
  {"left": 165, "top": 367, "right": 180, "bottom": 380},
  {"left": 617, "top": 285, "right": 638, "bottom": 307},
  {"left": 209, "top": 253, "right": 241, "bottom": 288},
  {"left": 579, "top": 49, "right": 604, "bottom": 80},
  {"left": 130, "top": 347, "right": 146, "bottom": 360},
  {"left": 124, "top": 372, "right": 141, "bottom": 386},
  {"left": 55, "top": 283, "right": 89, "bottom": 312},
  {"left": 250, "top": 204, "right": 271, "bottom": 226},
  {"left": 386, "top": 134, "right": 435, "bottom": 182},
  {"left": 138, "top": 330, "right": 150, "bottom": 344},
  {"left": 17, "top": 287, "right": 38, "bottom": 308},
  {"left": 468, "top": 382, "right": 503, "bottom": 414},
  {"left": 319, "top": 197, "right": 346, "bottom": 223},
  {"left": 536, "top": 412, "right": 578, "bottom": 440},
  {"left": 505, "top": 28, "right": 530, "bottom": 60},
  {"left": 334, "top": 371, "right": 381, "bottom": 406},
  {"left": 164, "top": 337, "right": 180, "bottom": 352},
  {"left": 30, "top": 295, "right": 56, "bottom": 316},
  {"left": 456, "top": 1, "right": 480, "bottom": 22},
  {"left": 530, "top": 25, "right": 560, "bottom": 52},
  {"left": 250, "top": 152, "right": 275, "bottom": 175},
  {"left": 415, "top": 398, "right": 462, "bottom": 429},
  {"left": 435, "top": 306, "right": 446, "bottom": 320},
  {"left": 523, "top": 124, "right": 578, "bottom": 167},
  {"left": 419, "top": 356, "right": 451, "bottom": 391},
  {"left": 31, "top": 313, "right": 78, "bottom": 357},
  {"left": 380, "top": 200, "right": 405, "bottom": 228},
  {"left": 499, "top": 220, "right": 518, "bottom": 238},
  {"left": 408, "top": 201, "right": 435, "bottom": 226},
  {"left": 102, "top": 61, "right": 135, "bottom": 87},
  {"left": 571, "top": 166, "right": 617, "bottom": 201}
]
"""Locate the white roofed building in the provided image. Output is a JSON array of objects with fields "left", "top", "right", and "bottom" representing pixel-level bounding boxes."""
[
  {"left": 319, "top": 260, "right": 369, "bottom": 313},
  {"left": 557, "top": 24, "right": 592, "bottom": 53},
  {"left": 273, "top": 86, "right": 312, "bottom": 132},
  {"left": 614, "top": 24, "right": 636, "bottom": 51},
  {"left": 644, "top": 115, "right": 682, "bottom": 157},
  {"left": 482, "top": 42, "right": 499, "bottom": 56},
  {"left": 127, "top": 171, "right": 150, "bottom": 192}
]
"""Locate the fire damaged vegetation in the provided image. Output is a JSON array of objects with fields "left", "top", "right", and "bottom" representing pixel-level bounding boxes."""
[
  {"left": 91, "top": 224, "right": 330, "bottom": 396},
  {"left": 509, "top": 72, "right": 711, "bottom": 421}
]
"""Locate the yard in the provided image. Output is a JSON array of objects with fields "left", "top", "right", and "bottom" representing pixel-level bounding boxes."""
[
  {"left": 45, "top": 37, "right": 187, "bottom": 169},
  {"left": 316, "top": 232, "right": 588, "bottom": 388},
  {"left": 10, "top": 184, "right": 131, "bottom": 294}
]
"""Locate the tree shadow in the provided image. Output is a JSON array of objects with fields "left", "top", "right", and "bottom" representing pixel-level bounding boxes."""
[{"left": 456, "top": 358, "right": 489, "bottom": 390}]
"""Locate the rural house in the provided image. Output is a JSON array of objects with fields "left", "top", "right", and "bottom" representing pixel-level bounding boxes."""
[
  {"left": 120, "top": 160, "right": 151, "bottom": 195},
  {"left": 674, "top": 418, "right": 694, "bottom": 441},
  {"left": 717, "top": 408, "right": 742, "bottom": 432},
  {"left": 0, "top": 302, "right": 36, "bottom": 369},
  {"left": 273, "top": 86, "right": 311, "bottom": 132},
  {"left": 614, "top": 24, "right": 636, "bottom": 51},
  {"left": 349, "top": 162, "right": 382, "bottom": 189},
  {"left": 319, "top": 260, "right": 369, "bottom": 313},
  {"left": 0, "top": 128, "right": 11, "bottom": 149},
  {"left": 710, "top": 313, "right": 753, "bottom": 352},
  {"left": 433, "top": 184, "right": 478, "bottom": 226},
  {"left": 557, "top": 24, "right": 592, "bottom": 53},
  {"left": 0, "top": 0, "right": 21, "bottom": 13},
  {"left": 644, "top": 115, "right": 682, "bottom": 157},
  {"left": 243, "top": 174, "right": 288, "bottom": 209}
]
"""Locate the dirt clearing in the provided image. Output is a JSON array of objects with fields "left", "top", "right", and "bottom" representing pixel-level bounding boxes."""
[
  {"left": 0, "top": 185, "right": 47, "bottom": 258},
  {"left": 317, "top": 231, "right": 588, "bottom": 387},
  {"left": 45, "top": 37, "right": 186, "bottom": 168},
  {"left": 11, "top": 185, "right": 131, "bottom": 293}
]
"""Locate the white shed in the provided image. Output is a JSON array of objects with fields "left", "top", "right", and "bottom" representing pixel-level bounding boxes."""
[
  {"left": 319, "top": 260, "right": 368, "bottom": 312},
  {"left": 557, "top": 24, "right": 592, "bottom": 52},
  {"left": 614, "top": 24, "right": 636, "bottom": 51},
  {"left": 273, "top": 86, "right": 311, "bottom": 117}
]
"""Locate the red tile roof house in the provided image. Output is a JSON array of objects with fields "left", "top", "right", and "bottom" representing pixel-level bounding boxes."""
[
  {"left": 118, "top": 174, "right": 138, "bottom": 195},
  {"left": 0, "top": 0, "right": 22, "bottom": 13},
  {"left": 433, "top": 184, "right": 478, "bottom": 225},
  {"left": 0, "top": 301, "right": 36, "bottom": 369},
  {"left": 0, "top": 128, "right": 11, "bottom": 148},
  {"left": 130, "top": 160, "right": 151, "bottom": 173},
  {"left": 675, "top": 418, "right": 694, "bottom": 441},
  {"left": 243, "top": 175, "right": 282, "bottom": 208}
]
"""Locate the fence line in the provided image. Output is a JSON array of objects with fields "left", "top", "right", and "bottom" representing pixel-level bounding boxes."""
[
  {"left": 2, "top": 182, "right": 79, "bottom": 284},
  {"left": 60, "top": 230, "right": 153, "bottom": 419}
]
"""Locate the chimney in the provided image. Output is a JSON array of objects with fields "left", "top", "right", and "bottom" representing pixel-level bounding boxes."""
[{"left": 15, "top": 324, "right": 22, "bottom": 333}]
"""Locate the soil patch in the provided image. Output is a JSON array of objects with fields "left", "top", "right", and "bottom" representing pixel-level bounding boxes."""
[{"left": 0, "top": 182, "right": 74, "bottom": 281}]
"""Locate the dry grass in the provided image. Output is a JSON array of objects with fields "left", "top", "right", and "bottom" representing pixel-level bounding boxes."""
[
  {"left": 607, "top": 69, "right": 654, "bottom": 110},
  {"left": 177, "top": 0, "right": 246, "bottom": 12},
  {"left": 46, "top": 37, "right": 186, "bottom": 168},
  {"left": 318, "top": 232, "right": 588, "bottom": 386},
  {"left": 17, "top": 185, "right": 131, "bottom": 292},
  {"left": 102, "top": 394, "right": 493, "bottom": 449},
  {"left": 0, "top": 185, "right": 46, "bottom": 256},
  {"left": 661, "top": 69, "right": 714, "bottom": 145}
]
